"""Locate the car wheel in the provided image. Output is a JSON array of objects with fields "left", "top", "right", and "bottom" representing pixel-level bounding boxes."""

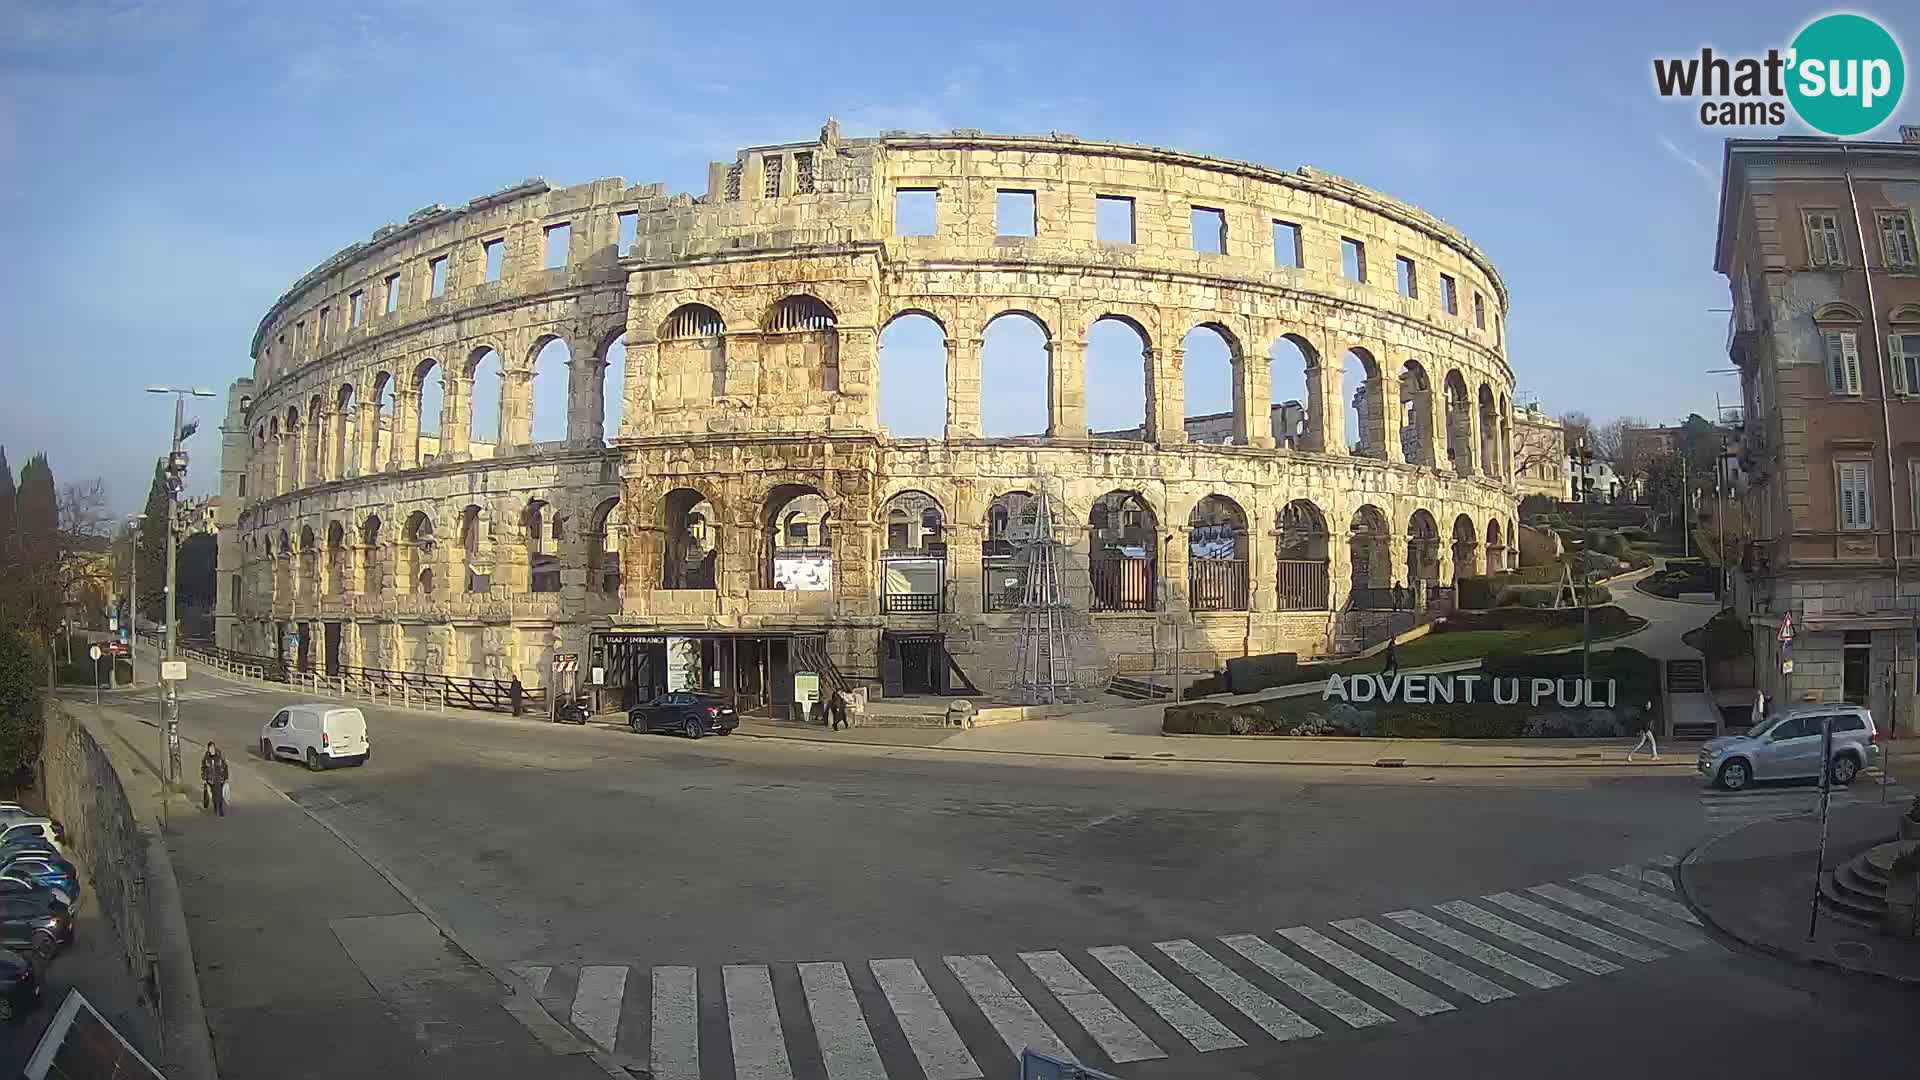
[
  {"left": 1831, "top": 754, "right": 1859, "bottom": 786},
  {"left": 261, "top": 739, "right": 273, "bottom": 762},
  {"left": 30, "top": 930, "right": 56, "bottom": 961},
  {"left": 1718, "top": 758, "right": 1751, "bottom": 791},
  {"left": 685, "top": 719, "right": 704, "bottom": 740},
  {"left": 629, "top": 718, "right": 644, "bottom": 734},
  {"left": 306, "top": 748, "right": 323, "bottom": 772}
]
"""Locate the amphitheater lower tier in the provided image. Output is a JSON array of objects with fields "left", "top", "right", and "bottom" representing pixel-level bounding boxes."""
[{"left": 223, "top": 435, "right": 1517, "bottom": 712}]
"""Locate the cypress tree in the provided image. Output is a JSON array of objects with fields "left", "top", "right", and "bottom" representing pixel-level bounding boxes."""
[{"left": 136, "top": 458, "right": 171, "bottom": 626}]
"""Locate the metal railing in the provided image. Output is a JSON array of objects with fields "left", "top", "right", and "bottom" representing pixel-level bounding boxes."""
[
  {"left": 1188, "top": 558, "right": 1249, "bottom": 612},
  {"left": 1275, "top": 559, "right": 1331, "bottom": 610},
  {"left": 178, "top": 643, "right": 545, "bottom": 715},
  {"left": 1091, "top": 557, "right": 1155, "bottom": 612},
  {"left": 881, "top": 592, "right": 942, "bottom": 614}
]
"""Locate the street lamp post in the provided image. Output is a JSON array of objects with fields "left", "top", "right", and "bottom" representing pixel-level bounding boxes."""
[
  {"left": 126, "top": 513, "right": 145, "bottom": 688},
  {"left": 146, "top": 386, "right": 216, "bottom": 792}
]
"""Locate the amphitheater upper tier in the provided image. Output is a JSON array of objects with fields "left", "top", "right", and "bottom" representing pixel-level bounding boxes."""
[{"left": 217, "top": 121, "right": 1522, "bottom": 708}]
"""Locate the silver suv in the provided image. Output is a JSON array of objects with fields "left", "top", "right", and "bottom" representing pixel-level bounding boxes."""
[{"left": 1698, "top": 703, "right": 1880, "bottom": 790}]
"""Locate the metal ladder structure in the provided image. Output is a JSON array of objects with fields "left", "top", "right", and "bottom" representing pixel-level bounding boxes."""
[{"left": 1010, "top": 492, "right": 1080, "bottom": 704}]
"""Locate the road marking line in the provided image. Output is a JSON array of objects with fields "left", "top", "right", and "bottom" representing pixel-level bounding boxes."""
[
  {"left": 945, "top": 954, "right": 1075, "bottom": 1064},
  {"left": 1573, "top": 874, "right": 1701, "bottom": 924},
  {"left": 511, "top": 963, "right": 552, "bottom": 998},
  {"left": 1435, "top": 901, "right": 1622, "bottom": 974},
  {"left": 798, "top": 962, "right": 887, "bottom": 1080},
  {"left": 1481, "top": 893, "right": 1668, "bottom": 962},
  {"left": 1085, "top": 945, "right": 1244, "bottom": 1052},
  {"left": 1159, "top": 938, "right": 1322, "bottom": 1041},
  {"left": 569, "top": 965, "right": 627, "bottom": 1052},
  {"left": 869, "top": 959, "right": 982, "bottom": 1080},
  {"left": 1209, "top": 933, "right": 1376, "bottom": 1033},
  {"left": 724, "top": 964, "right": 795, "bottom": 1080},
  {"left": 1528, "top": 884, "right": 1709, "bottom": 950},
  {"left": 1609, "top": 866, "right": 1675, "bottom": 891},
  {"left": 1328, "top": 918, "right": 1513, "bottom": 1004},
  {"left": 1382, "top": 910, "right": 1568, "bottom": 990},
  {"left": 1275, "top": 926, "right": 1455, "bottom": 1016},
  {"left": 1019, "top": 950, "right": 1164, "bottom": 1063},
  {"left": 651, "top": 966, "right": 700, "bottom": 1080}
]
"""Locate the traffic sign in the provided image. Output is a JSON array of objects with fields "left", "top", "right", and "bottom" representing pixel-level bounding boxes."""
[
  {"left": 553, "top": 654, "right": 578, "bottom": 673},
  {"left": 88, "top": 645, "right": 102, "bottom": 662},
  {"left": 160, "top": 661, "right": 187, "bottom": 681},
  {"left": 1779, "top": 612, "right": 1793, "bottom": 641}
]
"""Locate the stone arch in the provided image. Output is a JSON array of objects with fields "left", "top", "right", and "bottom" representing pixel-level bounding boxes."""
[
  {"left": 333, "top": 383, "right": 357, "bottom": 480},
  {"left": 1813, "top": 301, "right": 1864, "bottom": 324},
  {"left": 659, "top": 487, "right": 719, "bottom": 590},
  {"left": 1188, "top": 493, "right": 1250, "bottom": 610},
  {"left": 761, "top": 294, "right": 840, "bottom": 395},
  {"left": 1477, "top": 383, "right": 1499, "bottom": 479},
  {"left": 466, "top": 345, "right": 506, "bottom": 447},
  {"left": 598, "top": 328, "right": 628, "bottom": 441},
  {"left": 765, "top": 484, "right": 832, "bottom": 590},
  {"left": 588, "top": 496, "right": 624, "bottom": 595},
  {"left": 1485, "top": 517, "right": 1505, "bottom": 575},
  {"left": 413, "top": 357, "right": 444, "bottom": 445},
  {"left": 1343, "top": 347, "right": 1385, "bottom": 458},
  {"left": 325, "top": 519, "right": 347, "bottom": 595},
  {"left": 368, "top": 371, "right": 393, "bottom": 471},
  {"left": 1276, "top": 499, "right": 1332, "bottom": 609},
  {"left": 527, "top": 334, "right": 571, "bottom": 444},
  {"left": 457, "top": 504, "right": 489, "bottom": 594},
  {"left": 1267, "top": 333, "right": 1319, "bottom": 449},
  {"left": 1443, "top": 369, "right": 1473, "bottom": 477},
  {"left": 360, "top": 514, "right": 384, "bottom": 595},
  {"left": 658, "top": 303, "right": 727, "bottom": 403},
  {"left": 880, "top": 490, "right": 945, "bottom": 612},
  {"left": 304, "top": 394, "right": 324, "bottom": 485},
  {"left": 980, "top": 309, "right": 1051, "bottom": 437},
  {"left": 282, "top": 405, "right": 301, "bottom": 489},
  {"left": 878, "top": 311, "right": 947, "bottom": 439},
  {"left": 1398, "top": 360, "right": 1436, "bottom": 466},
  {"left": 1348, "top": 504, "right": 1392, "bottom": 595},
  {"left": 1407, "top": 508, "right": 1441, "bottom": 584},
  {"left": 1089, "top": 490, "right": 1158, "bottom": 612},
  {"left": 403, "top": 509, "right": 437, "bottom": 594},
  {"left": 523, "top": 498, "right": 561, "bottom": 593},
  {"left": 880, "top": 490, "right": 944, "bottom": 551},
  {"left": 298, "top": 524, "right": 318, "bottom": 598},
  {"left": 1182, "top": 322, "right": 1244, "bottom": 444},
  {"left": 982, "top": 490, "right": 1036, "bottom": 611},
  {"left": 1086, "top": 314, "right": 1150, "bottom": 440},
  {"left": 1450, "top": 512, "right": 1479, "bottom": 584},
  {"left": 1498, "top": 392, "right": 1513, "bottom": 481}
]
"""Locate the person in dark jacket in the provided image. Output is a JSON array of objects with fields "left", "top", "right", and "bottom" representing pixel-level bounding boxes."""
[
  {"left": 201, "top": 742, "right": 231, "bottom": 816},
  {"left": 510, "top": 675, "right": 524, "bottom": 717},
  {"left": 1381, "top": 638, "right": 1399, "bottom": 678}
]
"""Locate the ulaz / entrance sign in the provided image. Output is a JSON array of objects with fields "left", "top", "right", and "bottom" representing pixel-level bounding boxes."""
[{"left": 1325, "top": 673, "right": 1618, "bottom": 708}]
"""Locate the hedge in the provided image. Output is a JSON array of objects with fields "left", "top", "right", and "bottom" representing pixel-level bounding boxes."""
[
  {"left": 58, "top": 658, "right": 135, "bottom": 687},
  {"left": 1443, "top": 604, "right": 1637, "bottom": 635}
]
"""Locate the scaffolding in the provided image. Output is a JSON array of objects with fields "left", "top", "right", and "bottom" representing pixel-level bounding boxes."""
[{"left": 1009, "top": 492, "right": 1084, "bottom": 704}]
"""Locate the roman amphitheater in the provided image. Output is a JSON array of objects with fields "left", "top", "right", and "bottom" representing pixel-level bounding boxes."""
[{"left": 215, "top": 121, "right": 1520, "bottom": 715}]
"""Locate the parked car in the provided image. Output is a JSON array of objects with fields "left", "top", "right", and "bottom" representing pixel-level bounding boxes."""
[
  {"left": 0, "top": 819, "right": 67, "bottom": 857},
  {"left": 0, "top": 857, "right": 78, "bottom": 905},
  {"left": 1699, "top": 703, "right": 1881, "bottom": 791},
  {"left": 0, "top": 948, "right": 40, "bottom": 1022},
  {"left": 0, "top": 896, "right": 71, "bottom": 958},
  {"left": 629, "top": 693, "right": 739, "bottom": 738},
  {"left": 260, "top": 704, "right": 370, "bottom": 770},
  {"left": 0, "top": 872, "right": 70, "bottom": 910}
]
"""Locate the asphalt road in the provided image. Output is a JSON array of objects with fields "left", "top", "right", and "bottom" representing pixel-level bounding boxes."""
[{"left": 90, "top": 683, "right": 1920, "bottom": 1080}]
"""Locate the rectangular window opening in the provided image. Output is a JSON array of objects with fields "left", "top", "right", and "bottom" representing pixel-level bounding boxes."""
[
  {"left": 384, "top": 273, "right": 400, "bottom": 313},
  {"left": 483, "top": 239, "right": 505, "bottom": 282},
  {"left": 1395, "top": 255, "right": 1418, "bottom": 299},
  {"left": 428, "top": 255, "right": 448, "bottom": 298},
  {"left": 1272, "top": 220, "right": 1302, "bottom": 268},
  {"left": 543, "top": 222, "right": 570, "bottom": 269},
  {"left": 1096, "top": 195, "right": 1135, "bottom": 243},
  {"left": 1824, "top": 330, "right": 1863, "bottom": 395},
  {"left": 1440, "top": 273, "right": 1458, "bottom": 314},
  {"left": 617, "top": 211, "right": 639, "bottom": 256},
  {"left": 349, "top": 290, "right": 365, "bottom": 327},
  {"left": 1191, "top": 207, "right": 1227, "bottom": 254},
  {"left": 1895, "top": 332, "right": 1920, "bottom": 395},
  {"left": 795, "top": 152, "right": 815, "bottom": 194},
  {"left": 996, "top": 189, "right": 1036, "bottom": 237},
  {"left": 1473, "top": 291, "right": 1487, "bottom": 329},
  {"left": 318, "top": 306, "right": 330, "bottom": 340},
  {"left": 1838, "top": 462, "right": 1872, "bottom": 530},
  {"left": 1880, "top": 211, "right": 1917, "bottom": 268},
  {"left": 1807, "top": 211, "right": 1844, "bottom": 266},
  {"left": 894, "top": 188, "right": 937, "bottom": 236},
  {"left": 1340, "top": 237, "right": 1366, "bottom": 282},
  {"left": 763, "top": 155, "right": 784, "bottom": 198}
]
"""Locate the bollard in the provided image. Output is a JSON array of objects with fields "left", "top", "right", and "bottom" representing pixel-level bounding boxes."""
[{"left": 440, "top": 687, "right": 447, "bottom": 714}]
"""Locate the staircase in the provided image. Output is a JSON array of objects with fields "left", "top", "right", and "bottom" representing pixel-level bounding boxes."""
[
  {"left": 1818, "top": 840, "right": 1915, "bottom": 927},
  {"left": 1665, "top": 659, "right": 1706, "bottom": 693}
]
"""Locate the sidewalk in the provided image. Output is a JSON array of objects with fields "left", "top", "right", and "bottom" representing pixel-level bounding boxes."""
[
  {"left": 83, "top": 703, "right": 608, "bottom": 1080},
  {"left": 1680, "top": 802, "right": 1920, "bottom": 983}
]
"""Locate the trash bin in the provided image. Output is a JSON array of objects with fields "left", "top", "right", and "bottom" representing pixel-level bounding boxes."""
[{"left": 945, "top": 699, "right": 976, "bottom": 729}]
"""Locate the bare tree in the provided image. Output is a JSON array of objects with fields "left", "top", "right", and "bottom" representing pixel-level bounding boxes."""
[
  {"left": 55, "top": 479, "right": 112, "bottom": 630},
  {"left": 1558, "top": 411, "right": 1593, "bottom": 452}
]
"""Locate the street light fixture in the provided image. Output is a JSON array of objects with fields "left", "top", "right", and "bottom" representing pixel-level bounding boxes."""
[
  {"left": 144, "top": 386, "right": 217, "bottom": 792},
  {"left": 126, "top": 513, "right": 146, "bottom": 686}
]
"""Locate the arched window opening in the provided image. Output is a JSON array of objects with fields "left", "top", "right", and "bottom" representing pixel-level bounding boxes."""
[
  {"left": 334, "top": 384, "right": 357, "bottom": 480},
  {"left": 361, "top": 516, "right": 384, "bottom": 595},
  {"left": 1451, "top": 513, "right": 1479, "bottom": 584},
  {"left": 1407, "top": 509, "right": 1441, "bottom": 587},
  {"left": 298, "top": 526, "right": 318, "bottom": 599},
  {"left": 1187, "top": 494, "right": 1249, "bottom": 611},
  {"left": 983, "top": 490, "right": 1035, "bottom": 612},
  {"left": 370, "top": 373, "right": 393, "bottom": 471},
  {"left": 1275, "top": 500, "right": 1331, "bottom": 610},
  {"left": 275, "top": 530, "right": 291, "bottom": 603},
  {"left": 589, "top": 498, "right": 624, "bottom": 596},
  {"left": 530, "top": 337, "right": 570, "bottom": 444},
  {"left": 1089, "top": 491, "right": 1157, "bottom": 612},
  {"left": 283, "top": 406, "right": 301, "bottom": 488},
  {"left": 1443, "top": 371, "right": 1472, "bottom": 477},
  {"left": 601, "top": 333, "right": 628, "bottom": 440},
  {"left": 659, "top": 303, "right": 727, "bottom": 403},
  {"left": 305, "top": 396, "right": 324, "bottom": 485},
  {"left": 458, "top": 505, "right": 489, "bottom": 594},
  {"left": 880, "top": 490, "right": 946, "bottom": 613},
  {"left": 1477, "top": 385, "right": 1499, "bottom": 478},
  {"left": 467, "top": 347, "right": 504, "bottom": 455},
  {"left": 1182, "top": 324, "right": 1240, "bottom": 444},
  {"left": 878, "top": 313, "right": 947, "bottom": 438},
  {"left": 761, "top": 295, "right": 839, "bottom": 395},
  {"left": 980, "top": 312, "right": 1049, "bottom": 437},
  {"left": 1499, "top": 394, "right": 1514, "bottom": 480},
  {"left": 766, "top": 486, "right": 831, "bottom": 590},
  {"left": 415, "top": 359, "right": 445, "bottom": 465},
  {"left": 1086, "top": 317, "right": 1148, "bottom": 440},
  {"left": 660, "top": 488, "right": 718, "bottom": 590},
  {"left": 1343, "top": 348, "right": 1384, "bottom": 457},
  {"left": 1485, "top": 518, "right": 1505, "bottom": 576},
  {"left": 403, "top": 511, "right": 436, "bottom": 594},
  {"left": 325, "top": 521, "right": 347, "bottom": 596},
  {"left": 524, "top": 500, "right": 560, "bottom": 593},
  {"left": 1268, "top": 335, "right": 1316, "bottom": 449},
  {"left": 1399, "top": 361, "right": 1435, "bottom": 466}
]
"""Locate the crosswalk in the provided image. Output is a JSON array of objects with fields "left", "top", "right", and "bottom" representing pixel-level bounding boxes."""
[
  {"left": 1699, "top": 776, "right": 1911, "bottom": 835},
  {"left": 510, "top": 855, "right": 1706, "bottom": 1078}
]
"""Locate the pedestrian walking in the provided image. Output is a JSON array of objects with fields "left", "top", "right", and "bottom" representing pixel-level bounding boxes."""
[
  {"left": 509, "top": 675, "right": 524, "bottom": 717},
  {"left": 201, "top": 742, "right": 231, "bottom": 816},
  {"left": 1381, "top": 638, "right": 1399, "bottom": 678},
  {"left": 1626, "top": 712, "right": 1658, "bottom": 761}
]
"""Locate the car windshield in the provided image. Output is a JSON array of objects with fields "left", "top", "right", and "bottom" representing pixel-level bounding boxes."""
[{"left": 1743, "top": 717, "right": 1776, "bottom": 738}]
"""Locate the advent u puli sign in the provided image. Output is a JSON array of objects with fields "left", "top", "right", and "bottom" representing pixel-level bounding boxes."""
[{"left": 1324, "top": 673, "right": 1618, "bottom": 708}]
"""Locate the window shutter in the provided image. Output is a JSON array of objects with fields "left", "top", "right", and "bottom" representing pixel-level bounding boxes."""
[
  {"left": 1825, "top": 216, "right": 1844, "bottom": 264},
  {"left": 1841, "top": 332, "right": 1863, "bottom": 395},
  {"left": 1893, "top": 335, "right": 1909, "bottom": 396},
  {"left": 1826, "top": 331, "right": 1847, "bottom": 391},
  {"left": 1839, "top": 465, "right": 1859, "bottom": 528},
  {"left": 1808, "top": 215, "right": 1824, "bottom": 265}
]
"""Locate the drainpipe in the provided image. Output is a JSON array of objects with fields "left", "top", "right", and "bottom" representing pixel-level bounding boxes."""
[{"left": 1840, "top": 143, "right": 1906, "bottom": 742}]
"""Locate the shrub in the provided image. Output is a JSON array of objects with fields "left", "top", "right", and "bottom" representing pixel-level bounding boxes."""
[
  {"left": 0, "top": 627, "right": 44, "bottom": 781},
  {"left": 1164, "top": 702, "right": 1235, "bottom": 735},
  {"left": 1456, "top": 575, "right": 1502, "bottom": 611},
  {"left": 1582, "top": 584, "right": 1612, "bottom": 605},
  {"left": 1496, "top": 584, "right": 1562, "bottom": 608},
  {"left": 1700, "top": 611, "right": 1753, "bottom": 661},
  {"left": 1518, "top": 494, "right": 1558, "bottom": 521}
]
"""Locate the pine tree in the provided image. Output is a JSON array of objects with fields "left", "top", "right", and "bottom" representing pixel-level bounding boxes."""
[
  {"left": 136, "top": 458, "right": 171, "bottom": 626},
  {"left": 0, "top": 446, "right": 14, "bottom": 556},
  {"left": 13, "top": 454, "right": 58, "bottom": 637}
]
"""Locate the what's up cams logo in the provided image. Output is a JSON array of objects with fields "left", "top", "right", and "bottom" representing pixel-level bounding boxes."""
[{"left": 1653, "top": 12, "right": 1905, "bottom": 135}]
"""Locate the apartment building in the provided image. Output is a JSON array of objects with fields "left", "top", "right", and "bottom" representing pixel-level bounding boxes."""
[
  {"left": 1510, "top": 403, "right": 1567, "bottom": 502},
  {"left": 1716, "top": 132, "right": 1920, "bottom": 733}
]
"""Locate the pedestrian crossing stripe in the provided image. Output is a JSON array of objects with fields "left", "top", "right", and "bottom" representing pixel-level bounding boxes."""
[
  {"left": 511, "top": 856, "right": 1708, "bottom": 1076},
  {"left": 1698, "top": 781, "right": 1912, "bottom": 835}
]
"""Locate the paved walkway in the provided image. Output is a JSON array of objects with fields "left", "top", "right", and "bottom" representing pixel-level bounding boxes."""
[{"left": 80, "top": 701, "right": 609, "bottom": 1080}]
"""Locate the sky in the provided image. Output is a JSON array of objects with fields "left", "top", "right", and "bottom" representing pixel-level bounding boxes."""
[{"left": 2, "top": 0, "right": 1914, "bottom": 513}]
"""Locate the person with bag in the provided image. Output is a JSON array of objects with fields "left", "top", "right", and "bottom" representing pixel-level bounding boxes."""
[{"left": 201, "top": 742, "right": 231, "bottom": 816}]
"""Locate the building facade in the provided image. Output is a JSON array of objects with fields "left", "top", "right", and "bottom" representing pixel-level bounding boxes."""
[
  {"left": 1717, "top": 134, "right": 1920, "bottom": 733},
  {"left": 1510, "top": 403, "right": 1566, "bottom": 502},
  {"left": 217, "top": 124, "right": 1520, "bottom": 711}
]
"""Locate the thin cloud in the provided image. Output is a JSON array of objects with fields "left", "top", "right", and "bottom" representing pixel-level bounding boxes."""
[{"left": 1658, "top": 134, "right": 1718, "bottom": 192}]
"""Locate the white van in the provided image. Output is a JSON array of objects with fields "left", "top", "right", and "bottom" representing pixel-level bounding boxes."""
[{"left": 260, "top": 704, "right": 370, "bottom": 770}]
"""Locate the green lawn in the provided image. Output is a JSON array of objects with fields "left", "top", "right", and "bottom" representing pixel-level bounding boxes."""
[{"left": 1328, "top": 627, "right": 1585, "bottom": 674}]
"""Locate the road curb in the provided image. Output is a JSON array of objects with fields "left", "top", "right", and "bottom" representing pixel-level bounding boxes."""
[{"left": 1676, "top": 819, "right": 1920, "bottom": 986}]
